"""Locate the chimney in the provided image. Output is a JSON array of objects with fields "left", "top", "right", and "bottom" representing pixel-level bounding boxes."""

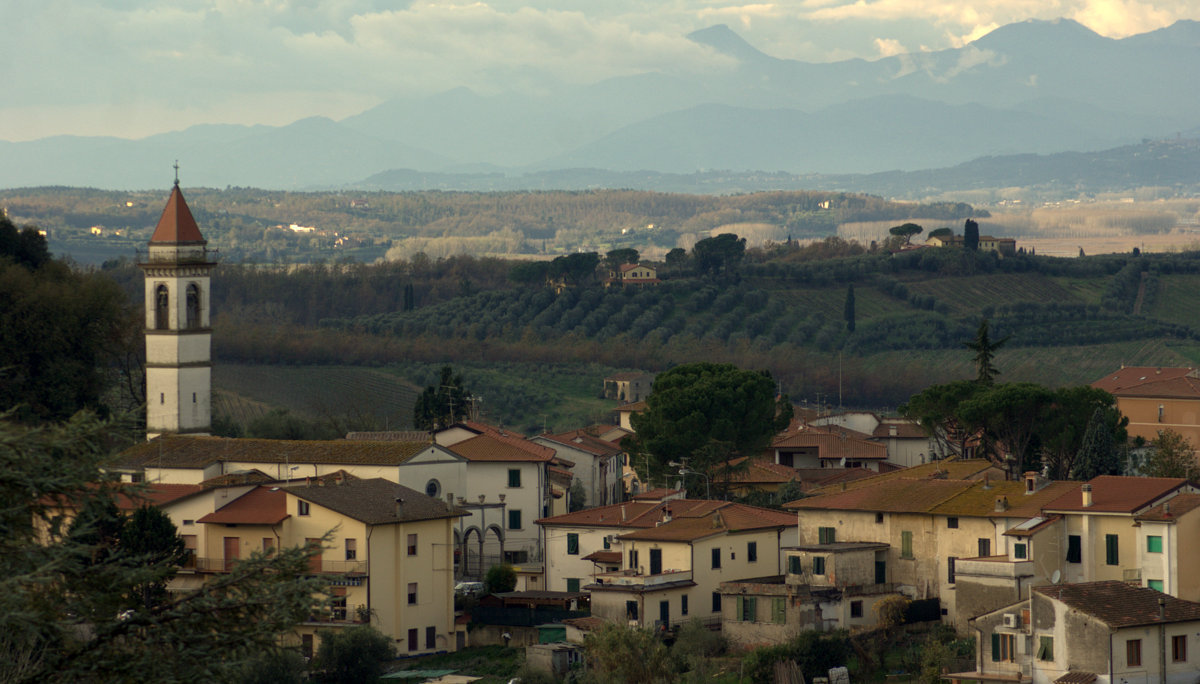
[
  {"left": 983, "top": 474, "right": 992, "bottom": 490},
  {"left": 662, "top": 505, "right": 672, "bottom": 523},
  {"left": 1082, "top": 483, "right": 1093, "bottom": 507},
  {"left": 335, "top": 471, "right": 345, "bottom": 485},
  {"left": 889, "top": 425, "right": 897, "bottom": 437},
  {"left": 1024, "top": 471, "right": 1038, "bottom": 494},
  {"left": 994, "top": 496, "right": 1008, "bottom": 512},
  {"left": 394, "top": 496, "right": 404, "bottom": 518},
  {"left": 620, "top": 504, "right": 626, "bottom": 522},
  {"left": 1165, "top": 502, "right": 1172, "bottom": 517}
]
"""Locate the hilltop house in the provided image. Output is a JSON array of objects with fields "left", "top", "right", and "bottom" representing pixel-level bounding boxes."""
[
  {"left": 605, "top": 263, "right": 660, "bottom": 287},
  {"left": 772, "top": 422, "right": 889, "bottom": 470},
  {"left": 604, "top": 372, "right": 655, "bottom": 404},
  {"left": 926, "top": 233, "right": 1017, "bottom": 256}
]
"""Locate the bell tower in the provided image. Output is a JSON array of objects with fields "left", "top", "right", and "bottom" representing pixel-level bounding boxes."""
[{"left": 140, "top": 173, "right": 216, "bottom": 440}]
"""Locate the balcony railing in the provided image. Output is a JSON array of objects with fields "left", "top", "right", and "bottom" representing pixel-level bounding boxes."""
[
  {"left": 595, "top": 569, "right": 692, "bottom": 588},
  {"left": 188, "top": 557, "right": 367, "bottom": 575}
]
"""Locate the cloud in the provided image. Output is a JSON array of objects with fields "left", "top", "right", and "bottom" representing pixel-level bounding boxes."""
[
  {"left": 873, "top": 37, "right": 907, "bottom": 57},
  {"left": 1072, "top": 0, "right": 1176, "bottom": 37}
]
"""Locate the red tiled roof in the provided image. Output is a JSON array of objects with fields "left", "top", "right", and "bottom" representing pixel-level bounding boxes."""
[
  {"left": 807, "top": 459, "right": 1004, "bottom": 494},
  {"left": 542, "top": 430, "right": 622, "bottom": 457},
  {"left": 723, "top": 457, "right": 799, "bottom": 484},
  {"left": 772, "top": 423, "right": 887, "bottom": 460},
  {"left": 108, "top": 483, "right": 205, "bottom": 511},
  {"left": 149, "top": 185, "right": 205, "bottom": 244},
  {"left": 1136, "top": 492, "right": 1200, "bottom": 521},
  {"left": 1035, "top": 580, "right": 1200, "bottom": 628},
  {"left": 1091, "top": 367, "right": 1200, "bottom": 399},
  {"left": 538, "top": 498, "right": 721, "bottom": 527},
  {"left": 614, "top": 401, "right": 647, "bottom": 412},
  {"left": 562, "top": 616, "right": 607, "bottom": 631},
  {"left": 1055, "top": 672, "right": 1097, "bottom": 684},
  {"left": 445, "top": 433, "right": 556, "bottom": 463},
  {"left": 631, "top": 487, "right": 682, "bottom": 501},
  {"left": 786, "top": 477, "right": 975, "bottom": 512},
  {"left": 197, "top": 487, "right": 287, "bottom": 525},
  {"left": 114, "top": 435, "right": 429, "bottom": 469},
  {"left": 583, "top": 550, "right": 622, "bottom": 563},
  {"left": 617, "top": 502, "right": 796, "bottom": 542},
  {"left": 1042, "top": 475, "right": 1187, "bottom": 514},
  {"left": 872, "top": 420, "right": 927, "bottom": 439}
]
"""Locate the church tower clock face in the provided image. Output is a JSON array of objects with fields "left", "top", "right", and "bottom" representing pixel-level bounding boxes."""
[{"left": 139, "top": 171, "right": 216, "bottom": 441}]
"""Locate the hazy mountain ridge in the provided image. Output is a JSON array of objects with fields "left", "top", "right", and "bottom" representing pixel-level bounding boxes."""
[{"left": 2, "top": 18, "right": 1197, "bottom": 191}]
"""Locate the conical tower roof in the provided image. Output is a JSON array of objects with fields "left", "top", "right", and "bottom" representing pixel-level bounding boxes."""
[{"left": 149, "top": 183, "right": 205, "bottom": 244}]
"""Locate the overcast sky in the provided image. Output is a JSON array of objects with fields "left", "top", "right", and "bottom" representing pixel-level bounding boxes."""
[{"left": 2, "top": 0, "right": 1196, "bottom": 142}]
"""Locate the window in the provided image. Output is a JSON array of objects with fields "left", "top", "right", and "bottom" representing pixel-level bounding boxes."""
[
  {"left": 947, "top": 556, "right": 956, "bottom": 584},
  {"left": 1148, "top": 579, "right": 1164, "bottom": 592},
  {"left": 566, "top": 578, "right": 580, "bottom": 593},
  {"left": 1013, "top": 543, "right": 1027, "bottom": 559},
  {"left": 331, "top": 589, "right": 347, "bottom": 620},
  {"left": 508, "top": 468, "right": 521, "bottom": 487},
  {"left": 298, "top": 500, "right": 310, "bottom": 516},
  {"left": 772, "top": 597, "right": 786, "bottom": 624},
  {"left": 992, "top": 633, "right": 1016, "bottom": 662},
  {"left": 508, "top": 509, "right": 522, "bottom": 530},
  {"left": 567, "top": 533, "right": 579, "bottom": 555},
  {"left": 408, "top": 533, "right": 418, "bottom": 556},
  {"left": 626, "top": 600, "right": 638, "bottom": 620},
  {"left": 978, "top": 538, "right": 991, "bottom": 557},
  {"left": 681, "top": 594, "right": 688, "bottom": 616},
  {"left": 818, "top": 527, "right": 836, "bottom": 544},
  {"left": 851, "top": 600, "right": 863, "bottom": 618},
  {"left": 185, "top": 283, "right": 201, "bottom": 329},
  {"left": 154, "top": 284, "right": 169, "bottom": 330},
  {"left": 901, "top": 531, "right": 913, "bottom": 559},
  {"left": 262, "top": 537, "right": 274, "bottom": 552},
  {"left": 875, "top": 512, "right": 884, "bottom": 524},
  {"left": 813, "top": 556, "right": 826, "bottom": 575},
  {"left": 425, "top": 479, "right": 440, "bottom": 498},
  {"left": 1037, "top": 636, "right": 1054, "bottom": 661},
  {"left": 1173, "top": 634, "right": 1187, "bottom": 663},
  {"left": 629, "top": 549, "right": 638, "bottom": 571},
  {"left": 738, "top": 596, "right": 757, "bottom": 622},
  {"left": 408, "top": 629, "right": 418, "bottom": 652},
  {"left": 1127, "top": 638, "right": 1142, "bottom": 667},
  {"left": 748, "top": 541, "right": 758, "bottom": 562},
  {"left": 712, "top": 547, "right": 721, "bottom": 569},
  {"left": 345, "top": 538, "right": 357, "bottom": 561},
  {"left": 788, "top": 555, "right": 801, "bottom": 574},
  {"left": 182, "top": 535, "right": 198, "bottom": 567},
  {"left": 504, "top": 550, "right": 529, "bottom": 564},
  {"left": 408, "top": 582, "right": 417, "bottom": 605},
  {"left": 426, "top": 626, "right": 436, "bottom": 649},
  {"left": 301, "top": 633, "right": 314, "bottom": 659},
  {"left": 947, "top": 517, "right": 959, "bottom": 529},
  {"left": 603, "top": 536, "right": 611, "bottom": 549},
  {"left": 1067, "top": 535, "right": 1082, "bottom": 563},
  {"left": 712, "top": 592, "right": 721, "bottom": 613},
  {"left": 1106, "top": 534, "right": 1119, "bottom": 565},
  {"left": 1148, "top": 535, "right": 1163, "bottom": 553}
]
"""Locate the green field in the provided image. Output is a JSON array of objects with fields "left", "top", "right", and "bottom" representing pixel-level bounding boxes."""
[
  {"left": 774, "top": 285, "right": 899, "bottom": 322},
  {"left": 1147, "top": 274, "right": 1200, "bottom": 326},
  {"left": 905, "top": 273, "right": 1082, "bottom": 316}
]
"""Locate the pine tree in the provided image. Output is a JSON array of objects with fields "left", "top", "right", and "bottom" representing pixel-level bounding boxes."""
[
  {"left": 1071, "top": 407, "right": 1122, "bottom": 479},
  {"left": 964, "top": 319, "right": 1006, "bottom": 384}
]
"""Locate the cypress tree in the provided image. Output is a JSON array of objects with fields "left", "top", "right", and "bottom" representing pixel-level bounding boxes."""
[
  {"left": 844, "top": 283, "right": 856, "bottom": 332},
  {"left": 964, "top": 219, "right": 980, "bottom": 251}
]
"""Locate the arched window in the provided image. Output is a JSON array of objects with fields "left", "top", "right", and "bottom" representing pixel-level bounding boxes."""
[
  {"left": 155, "top": 284, "right": 169, "bottom": 330},
  {"left": 425, "top": 479, "right": 441, "bottom": 499},
  {"left": 185, "top": 283, "right": 201, "bottom": 329}
]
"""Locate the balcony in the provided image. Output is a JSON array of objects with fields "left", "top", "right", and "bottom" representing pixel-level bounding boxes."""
[
  {"left": 594, "top": 569, "right": 693, "bottom": 589},
  {"left": 954, "top": 556, "right": 1034, "bottom": 580}
]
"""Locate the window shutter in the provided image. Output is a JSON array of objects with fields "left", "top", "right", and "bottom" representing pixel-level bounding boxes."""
[{"left": 992, "top": 633, "right": 1001, "bottom": 662}]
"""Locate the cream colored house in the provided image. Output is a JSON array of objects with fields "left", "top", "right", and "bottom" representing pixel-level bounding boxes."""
[
  {"left": 164, "top": 476, "right": 465, "bottom": 657},
  {"left": 586, "top": 503, "right": 796, "bottom": 631},
  {"left": 532, "top": 429, "right": 624, "bottom": 507},
  {"left": 955, "top": 581, "right": 1200, "bottom": 684},
  {"left": 1134, "top": 493, "right": 1200, "bottom": 602},
  {"left": 1092, "top": 366, "right": 1200, "bottom": 446}
]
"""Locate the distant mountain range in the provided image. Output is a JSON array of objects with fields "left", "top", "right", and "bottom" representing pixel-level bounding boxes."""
[{"left": 2, "top": 18, "right": 1198, "bottom": 193}]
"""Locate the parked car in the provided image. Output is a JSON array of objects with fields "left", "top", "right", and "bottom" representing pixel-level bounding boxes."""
[{"left": 454, "top": 581, "right": 486, "bottom": 597}]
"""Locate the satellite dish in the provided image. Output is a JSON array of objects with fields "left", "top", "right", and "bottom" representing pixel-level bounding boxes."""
[{"left": 1051, "top": 570, "right": 1062, "bottom": 584}]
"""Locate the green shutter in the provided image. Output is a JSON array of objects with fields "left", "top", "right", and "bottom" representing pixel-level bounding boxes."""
[
  {"left": 736, "top": 596, "right": 744, "bottom": 621},
  {"left": 813, "top": 556, "right": 826, "bottom": 575},
  {"left": 1014, "top": 543, "right": 1027, "bottom": 559},
  {"left": 772, "top": 597, "right": 786, "bottom": 624},
  {"left": 508, "top": 468, "right": 520, "bottom": 487},
  {"left": 901, "top": 531, "right": 913, "bottom": 559},
  {"left": 992, "top": 633, "right": 1001, "bottom": 662},
  {"left": 1106, "top": 534, "right": 1119, "bottom": 565},
  {"left": 1148, "top": 536, "right": 1163, "bottom": 553},
  {"left": 567, "top": 533, "right": 579, "bottom": 555},
  {"left": 746, "top": 597, "right": 757, "bottom": 622},
  {"left": 566, "top": 578, "right": 580, "bottom": 592},
  {"left": 788, "top": 555, "right": 801, "bottom": 574}
]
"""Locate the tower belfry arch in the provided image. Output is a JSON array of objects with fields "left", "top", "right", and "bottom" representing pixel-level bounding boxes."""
[{"left": 139, "top": 173, "right": 216, "bottom": 440}]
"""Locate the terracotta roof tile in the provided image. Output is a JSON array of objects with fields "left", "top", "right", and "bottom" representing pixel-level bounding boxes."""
[
  {"left": 1055, "top": 672, "right": 1097, "bottom": 684},
  {"left": 1136, "top": 492, "right": 1200, "bottom": 521},
  {"left": 932, "top": 481, "right": 1080, "bottom": 518},
  {"left": 772, "top": 424, "right": 887, "bottom": 460},
  {"left": 538, "top": 498, "right": 722, "bottom": 527},
  {"left": 197, "top": 487, "right": 288, "bottom": 525},
  {"left": 872, "top": 420, "right": 927, "bottom": 439},
  {"left": 617, "top": 502, "right": 795, "bottom": 542},
  {"left": 149, "top": 185, "right": 205, "bottom": 244},
  {"left": 1092, "top": 367, "right": 1200, "bottom": 398},
  {"left": 615, "top": 401, "right": 647, "bottom": 412},
  {"left": 786, "top": 477, "right": 975, "bottom": 512},
  {"left": 722, "top": 457, "right": 799, "bottom": 484},
  {"left": 287, "top": 478, "right": 463, "bottom": 525},
  {"left": 631, "top": 487, "right": 682, "bottom": 501},
  {"left": 1035, "top": 580, "right": 1200, "bottom": 628},
  {"left": 542, "top": 430, "right": 623, "bottom": 457},
  {"left": 113, "top": 435, "right": 430, "bottom": 469},
  {"left": 583, "top": 550, "right": 622, "bottom": 563},
  {"left": 447, "top": 433, "right": 556, "bottom": 462},
  {"left": 1042, "top": 475, "right": 1187, "bottom": 514},
  {"left": 808, "top": 459, "right": 1003, "bottom": 495},
  {"left": 200, "top": 469, "right": 275, "bottom": 487},
  {"left": 345, "top": 430, "right": 431, "bottom": 442}
]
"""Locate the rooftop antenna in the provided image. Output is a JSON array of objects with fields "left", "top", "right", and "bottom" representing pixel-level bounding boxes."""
[{"left": 173, "top": 160, "right": 180, "bottom": 187}]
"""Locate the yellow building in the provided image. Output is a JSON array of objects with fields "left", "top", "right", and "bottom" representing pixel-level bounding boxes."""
[
  {"left": 586, "top": 503, "right": 796, "bottom": 631},
  {"left": 166, "top": 475, "right": 466, "bottom": 657}
]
